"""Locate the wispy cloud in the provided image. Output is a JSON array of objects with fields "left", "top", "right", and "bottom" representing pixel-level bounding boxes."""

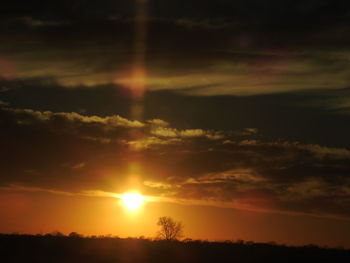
[{"left": 1, "top": 106, "right": 350, "bottom": 220}]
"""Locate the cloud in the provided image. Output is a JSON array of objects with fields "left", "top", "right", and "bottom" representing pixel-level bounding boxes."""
[
  {"left": 0, "top": 17, "right": 69, "bottom": 29},
  {"left": 2, "top": 77, "right": 350, "bottom": 152},
  {"left": 4, "top": 107, "right": 144, "bottom": 128},
  {"left": 1, "top": 105, "right": 350, "bottom": 220},
  {"left": 126, "top": 136, "right": 182, "bottom": 150},
  {"left": 186, "top": 169, "right": 267, "bottom": 184},
  {"left": 150, "top": 126, "right": 222, "bottom": 140},
  {"left": 2, "top": 11, "right": 350, "bottom": 95},
  {"left": 0, "top": 184, "right": 120, "bottom": 199},
  {"left": 147, "top": 119, "right": 170, "bottom": 127},
  {"left": 0, "top": 100, "right": 9, "bottom": 106}
]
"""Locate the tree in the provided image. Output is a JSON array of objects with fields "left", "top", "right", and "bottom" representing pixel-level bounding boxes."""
[{"left": 157, "top": 216, "right": 183, "bottom": 240}]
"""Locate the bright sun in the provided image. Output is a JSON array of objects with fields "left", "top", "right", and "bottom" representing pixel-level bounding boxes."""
[{"left": 121, "top": 192, "right": 145, "bottom": 211}]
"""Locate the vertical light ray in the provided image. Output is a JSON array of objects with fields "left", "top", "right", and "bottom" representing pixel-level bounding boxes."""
[
  {"left": 124, "top": 0, "right": 149, "bottom": 192},
  {"left": 130, "top": 0, "right": 149, "bottom": 120}
]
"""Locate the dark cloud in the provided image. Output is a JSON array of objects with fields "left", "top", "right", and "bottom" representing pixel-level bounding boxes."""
[
  {"left": 0, "top": 105, "right": 220, "bottom": 190},
  {"left": 2, "top": 78, "right": 350, "bottom": 148},
  {"left": 1, "top": 1, "right": 350, "bottom": 52},
  {"left": 1, "top": 13, "right": 350, "bottom": 97},
  {"left": 1, "top": 1, "right": 349, "bottom": 27},
  {"left": 1, "top": 105, "right": 350, "bottom": 219}
]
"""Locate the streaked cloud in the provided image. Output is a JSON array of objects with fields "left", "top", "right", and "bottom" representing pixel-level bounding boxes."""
[
  {"left": 1, "top": 105, "right": 350, "bottom": 220},
  {"left": 2, "top": 14, "right": 350, "bottom": 96}
]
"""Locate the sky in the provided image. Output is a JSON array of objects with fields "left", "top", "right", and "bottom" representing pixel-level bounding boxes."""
[{"left": 1, "top": 0, "right": 350, "bottom": 248}]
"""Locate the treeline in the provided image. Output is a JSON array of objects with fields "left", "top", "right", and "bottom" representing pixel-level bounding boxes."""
[{"left": 1, "top": 234, "right": 349, "bottom": 263}]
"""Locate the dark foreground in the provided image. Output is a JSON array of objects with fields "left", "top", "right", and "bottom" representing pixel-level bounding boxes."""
[{"left": 1, "top": 234, "right": 349, "bottom": 263}]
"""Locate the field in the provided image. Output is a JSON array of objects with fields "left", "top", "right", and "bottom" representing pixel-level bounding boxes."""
[{"left": 2, "top": 234, "right": 349, "bottom": 263}]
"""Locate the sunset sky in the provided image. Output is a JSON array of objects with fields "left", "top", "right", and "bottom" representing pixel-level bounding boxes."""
[{"left": 1, "top": 0, "right": 350, "bottom": 248}]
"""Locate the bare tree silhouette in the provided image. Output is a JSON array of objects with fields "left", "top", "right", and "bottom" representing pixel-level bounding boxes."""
[{"left": 157, "top": 216, "right": 183, "bottom": 240}]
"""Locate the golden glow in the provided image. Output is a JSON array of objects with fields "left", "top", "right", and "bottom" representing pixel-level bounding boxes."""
[{"left": 121, "top": 192, "right": 145, "bottom": 211}]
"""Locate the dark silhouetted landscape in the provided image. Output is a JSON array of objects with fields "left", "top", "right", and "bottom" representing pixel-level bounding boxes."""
[{"left": 1, "top": 234, "right": 349, "bottom": 263}]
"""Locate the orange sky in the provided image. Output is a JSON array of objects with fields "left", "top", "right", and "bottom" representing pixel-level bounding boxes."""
[
  {"left": 1, "top": 189, "right": 350, "bottom": 248},
  {"left": 1, "top": 0, "right": 350, "bottom": 251}
]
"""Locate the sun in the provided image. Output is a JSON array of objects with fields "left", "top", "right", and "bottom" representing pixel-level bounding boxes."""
[{"left": 120, "top": 192, "right": 145, "bottom": 211}]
